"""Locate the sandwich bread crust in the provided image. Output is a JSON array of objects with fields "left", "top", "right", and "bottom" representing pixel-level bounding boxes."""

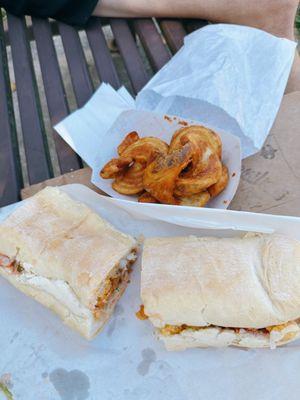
[
  {"left": 0, "top": 187, "right": 137, "bottom": 339},
  {"left": 141, "top": 234, "right": 300, "bottom": 349}
]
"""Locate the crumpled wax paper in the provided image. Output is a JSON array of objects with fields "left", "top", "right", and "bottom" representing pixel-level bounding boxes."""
[{"left": 136, "top": 24, "right": 296, "bottom": 157}]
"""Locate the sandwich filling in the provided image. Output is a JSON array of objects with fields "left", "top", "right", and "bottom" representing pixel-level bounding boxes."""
[
  {"left": 0, "top": 250, "right": 137, "bottom": 320},
  {"left": 136, "top": 305, "right": 299, "bottom": 344},
  {"left": 94, "top": 251, "right": 136, "bottom": 318},
  {"left": 0, "top": 253, "right": 24, "bottom": 274},
  {"left": 159, "top": 322, "right": 298, "bottom": 339}
]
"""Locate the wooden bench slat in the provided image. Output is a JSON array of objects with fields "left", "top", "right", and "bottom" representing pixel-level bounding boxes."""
[
  {"left": 7, "top": 13, "right": 52, "bottom": 184},
  {"left": 58, "top": 22, "right": 94, "bottom": 107},
  {"left": 0, "top": 16, "right": 22, "bottom": 206},
  {"left": 159, "top": 19, "right": 186, "bottom": 53},
  {"left": 32, "top": 18, "right": 81, "bottom": 174},
  {"left": 133, "top": 19, "right": 170, "bottom": 72},
  {"left": 85, "top": 17, "right": 120, "bottom": 89},
  {"left": 110, "top": 19, "right": 149, "bottom": 93}
]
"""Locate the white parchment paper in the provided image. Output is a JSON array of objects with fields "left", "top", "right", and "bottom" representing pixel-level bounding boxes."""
[
  {"left": 1, "top": 184, "right": 300, "bottom": 400},
  {"left": 137, "top": 24, "right": 297, "bottom": 157}
]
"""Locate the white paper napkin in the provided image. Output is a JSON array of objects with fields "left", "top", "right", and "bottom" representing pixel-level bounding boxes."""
[{"left": 137, "top": 24, "right": 297, "bottom": 157}]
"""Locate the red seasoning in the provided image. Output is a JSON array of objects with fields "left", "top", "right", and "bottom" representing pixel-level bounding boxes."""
[{"left": 178, "top": 120, "right": 188, "bottom": 127}]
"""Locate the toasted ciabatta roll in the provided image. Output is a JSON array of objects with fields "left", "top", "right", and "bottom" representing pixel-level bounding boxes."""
[
  {"left": 141, "top": 234, "right": 300, "bottom": 350},
  {"left": 0, "top": 187, "right": 137, "bottom": 339}
]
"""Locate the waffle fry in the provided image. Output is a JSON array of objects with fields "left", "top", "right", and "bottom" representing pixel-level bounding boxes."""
[
  {"left": 117, "top": 131, "right": 139, "bottom": 155},
  {"left": 143, "top": 143, "right": 193, "bottom": 204},
  {"left": 138, "top": 192, "right": 159, "bottom": 203},
  {"left": 208, "top": 164, "right": 229, "bottom": 197},
  {"left": 100, "top": 125, "right": 229, "bottom": 207},
  {"left": 112, "top": 161, "right": 146, "bottom": 195},
  {"left": 174, "top": 143, "right": 222, "bottom": 196},
  {"left": 170, "top": 125, "right": 222, "bottom": 158},
  {"left": 100, "top": 157, "right": 133, "bottom": 179},
  {"left": 177, "top": 191, "right": 211, "bottom": 207},
  {"left": 100, "top": 132, "right": 168, "bottom": 195}
]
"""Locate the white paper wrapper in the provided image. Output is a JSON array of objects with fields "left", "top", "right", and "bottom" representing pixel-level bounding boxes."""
[
  {"left": 2, "top": 184, "right": 300, "bottom": 400},
  {"left": 55, "top": 84, "right": 134, "bottom": 167},
  {"left": 137, "top": 24, "right": 297, "bottom": 157}
]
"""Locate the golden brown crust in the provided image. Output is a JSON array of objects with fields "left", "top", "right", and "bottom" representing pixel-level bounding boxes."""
[
  {"left": 117, "top": 131, "right": 139, "bottom": 155},
  {"left": 176, "top": 191, "right": 211, "bottom": 207},
  {"left": 169, "top": 125, "right": 222, "bottom": 159},
  {"left": 143, "top": 143, "right": 193, "bottom": 204},
  {"left": 102, "top": 135, "right": 169, "bottom": 195},
  {"left": 138, "top": 192, "right": 160, "bottom": 204},
  {"left": 100, "top": 125, "right": 229, "bottom": 206},
  {"left": 208, "top": 164, "right": 229, "bottom": 197}
]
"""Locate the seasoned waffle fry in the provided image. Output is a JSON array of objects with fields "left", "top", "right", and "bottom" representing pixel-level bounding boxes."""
[
  {"left": 177, "top": 191, "right": 211, "bottom": 207},
  {"left": 170, "top": 125, "right": 222, "bottom": 158},
  {"left": 100, "top": 157, "right": 133, "bottom": 179},
  {"left": 101, "top": 133, "right": 169, "bottom": 195},
  {"left": 174, "top": 143, "right": 222, "bottom": 196},
  {"left": 100, "top": 125, "right": 229, "bottom": 206},
  {"left": 112, "top": 161, "right": 146, "bottom": 195},
  {"left": 117, "top": 131, "right": 139, "bottom": 155},
  {"left": 208, "top": 164, "right": 229, "bottom": 197},
  {"left": 121, "top": 137, "right": 169, "bottom": 163},
  {"left": 138, "top": 192, "right": 159, "bottom": 203},
  {"left": 143, "top": 143, "right": 193, "bottom": 204}
]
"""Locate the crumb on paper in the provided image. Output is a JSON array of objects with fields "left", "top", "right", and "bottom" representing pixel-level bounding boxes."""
[
  {"left": 178, "top": 120, "right": 188, "bottom": 127},
  {"left": 232, "top": 172, "right": 236, "bottom": 177},
  {"left": 0, "top": 375, "right": 12, "bottom": 388},
  {"left": 137, "top": 234, "right": 145, "bottom": 245},
  {"left": 164, "top": 115, "right": 172, "bottom": 123},
  {"left": 0, "top": 374, "right": 13, "bottom": 400},
  {"left": 173, "top": 116, "right": 177, "bottom": 120},
  {"left": 223, "top": 200, "right": 228, "bottom": 204},
  {"left": 136, "top": 304, "right": 148, "bottom": 320}
]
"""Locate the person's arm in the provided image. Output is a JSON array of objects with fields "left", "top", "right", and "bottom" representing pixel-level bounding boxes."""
[{"left": 93, "top": 0, "right": 298, "bottom": 40}]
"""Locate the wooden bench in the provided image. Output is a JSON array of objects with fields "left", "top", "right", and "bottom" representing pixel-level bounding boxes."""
[{"left": 0, "top": 12, "right": 207, "bottom": 207}]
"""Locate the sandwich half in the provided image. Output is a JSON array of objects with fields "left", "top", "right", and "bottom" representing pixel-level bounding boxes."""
[
  {"left": 0, "top": 186, "right": 137, "bottom": 339},
  {"left": 141, "top": 234, "right": 300, "bottom": 350}
]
